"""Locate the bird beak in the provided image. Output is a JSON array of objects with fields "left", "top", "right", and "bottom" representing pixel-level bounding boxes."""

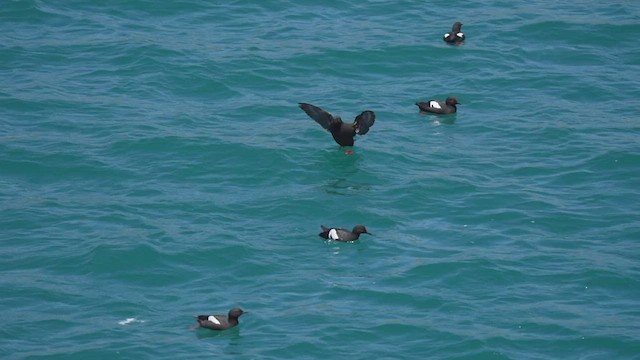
[{"left": 366, "top": 232, "right": 374, "bottom": 236}]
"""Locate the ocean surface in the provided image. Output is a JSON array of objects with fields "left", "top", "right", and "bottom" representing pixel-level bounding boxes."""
[{"left": 2, "top": 0, "right": 640, "bottom": 359}]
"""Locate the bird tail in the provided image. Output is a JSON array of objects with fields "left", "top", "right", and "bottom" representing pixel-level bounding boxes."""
[{"left": 319, "top": 225, "right": 330, "bottom": 239}]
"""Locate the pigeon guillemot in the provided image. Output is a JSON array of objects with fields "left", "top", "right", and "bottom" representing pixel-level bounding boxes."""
[
  {"left": 443, "top": 22, "right": 465, "bottom": 44},
  {"left": 190, "top": 308, "right": 247, "bottom": 331},
  {"left": 299, "top": 103, "right": 376, "bottom": 147},
  {"left": 319, "top": 225, "right": 372, "bottom": 242},
  {"left": 416, "top": 97, "right": 460, "bottom": 114}
]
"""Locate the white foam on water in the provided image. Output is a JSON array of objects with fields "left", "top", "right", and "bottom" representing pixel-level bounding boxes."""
[{"left": 118, "top": 318, "right": 145, "bottom": 325}]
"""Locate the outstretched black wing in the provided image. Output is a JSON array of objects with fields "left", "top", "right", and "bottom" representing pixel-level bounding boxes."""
[
  {"left": 299, "top": 103, "right": 338, "bottom": 130},
  {"left": 354, "top": 111, "right": 375, "bottom": 135}
]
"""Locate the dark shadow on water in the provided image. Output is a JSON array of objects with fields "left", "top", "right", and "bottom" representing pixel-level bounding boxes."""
[
  {"left": 323, "top": 177, "right": 372, "bottom": 196},
  {"left": 194, "top": 327, "right": 242, "bottom": 341},
  {"left": 317, "top": 148, "right": 372, "bottom": 196}
]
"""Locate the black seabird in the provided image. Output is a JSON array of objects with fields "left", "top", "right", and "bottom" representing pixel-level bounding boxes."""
[
  {"left": 190, "top": 308, "right": 247, "bottom": 331},
  {"left": 299, "top": 103, "right": 375, "bottom": 147},
  {"left": 318, "top": 225, "right": 372, "bottom": 242},
  {"left": 416, "top": 97, "right": 460, "bottom": 114},
  {"left": 443, "top": 22, "right": 465, "bottom": 44}
]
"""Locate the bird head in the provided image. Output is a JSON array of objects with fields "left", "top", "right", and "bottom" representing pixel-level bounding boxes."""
[
  {"left": 446, "top": 97, "right": 460, "bottom": 106},
  {"left": 353, "top": 225, "right": 373, "bottom": 236}
]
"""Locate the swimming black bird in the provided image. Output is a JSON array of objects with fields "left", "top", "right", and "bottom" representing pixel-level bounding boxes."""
[
  {"left": 299, "top": 103, "right": 375, "bottom": 147},
  {"left": 190, "top": 308, "right": 247, "bottom": 331},
  {"left": 443, "top": 22, "right": 465, "bottom": 44},
  {"left": 318, "top": 225, "right": 372, "bottom": 242},
  {"left": 416, "top": 97, "right": 460, "bottom": 114}
]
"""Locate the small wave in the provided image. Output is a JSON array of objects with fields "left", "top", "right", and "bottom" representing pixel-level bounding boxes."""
[{"left": 118, "top": 318, "right": 145, "bottom": 325}]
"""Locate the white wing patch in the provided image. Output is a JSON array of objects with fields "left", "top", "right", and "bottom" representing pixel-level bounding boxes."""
[
  {"left": 429, "top": 101, "right": 442, "bottom": 109},
  {"left": 328, "top": 229, "right": 340, "bottom": 240},
  {"left": 444, "top": 33, "right": 450, "bottom": 38},
  {"left": 207, "top": 316, "right": 221, "bottom": 325},
  {"left": 457, "top": 32, "right": 464, "bottom": 37}
]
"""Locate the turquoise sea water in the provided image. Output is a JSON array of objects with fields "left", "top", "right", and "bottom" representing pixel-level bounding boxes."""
[{"left": 2, "top": 1, "right": 640, "bottom": 358}]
